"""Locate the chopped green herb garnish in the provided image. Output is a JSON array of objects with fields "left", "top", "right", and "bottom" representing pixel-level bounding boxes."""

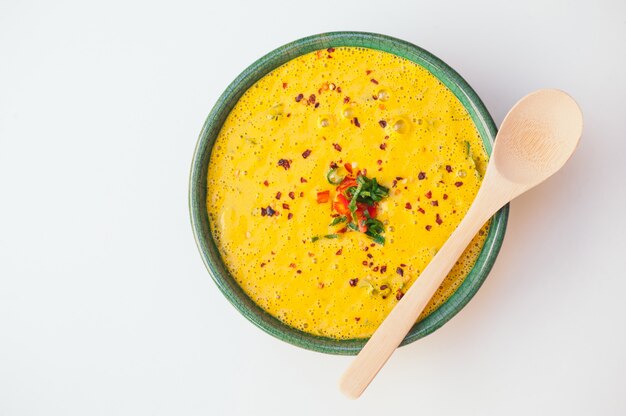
[
  {"left": 329, "top": 216, "right": 347, "bottom": 226},
  {"left": 365, "top": 231, "right": 385, "bottom": 245},
  {"left": 352, "top": 175, "right": 389, "bottom": 205},
  {"left": 311, "top": 236, "right": 319, "bottom": 242},
  {"left": 325, "top": 167, "right": 390, "bottom": 245},
  {"left": 326, "top": 168, "right": 344, "bottom": 184},
  {"left": 365, "top": 217, "right": 384, "bottom": 234},
  {"left": 324, "top": 234, "right": 339, "bottom": 239},
  {"left": 348, "top": 181, "right": 363, "bottom": 216}
]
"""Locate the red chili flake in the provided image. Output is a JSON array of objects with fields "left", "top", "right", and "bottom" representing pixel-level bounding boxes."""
[
  {"left": 282, "top": 203, "right": 290, "bottom": 210},
  {"left": 329, "top": 161, "right": 338, "bottom": 169},
  {"left": 436, "top": 213, "right": 443, "bottom": 225},
  {"left": 366, "top": 253, "right": 373, "bottom": 259},
  {"left": 295, "top": 93, "right": 304, "bottom": 102},
  {"left": 343, "top": 96, "right": 350, "bottom": 104},
  {"left": 355, "top": 317, "right": 361, "bottom": 322},
  {"left": 405, "top": 202, "right": 412, "bottom": 210},
  {"left": 327, "top": 47, "right": 335, "bottom": 53},
  {"left": 337, "top": 86, "right": 342, "bottom": 93},
  {"left": 349, "top": 278, "right": 359, "bottom": 287},
  {"left": 479, "top": 229, "right": 485, "bottom": 236},
  {"left": 418, "top": 172, "right": 426, "bottom": 180},
  {"left": 396, "top": 267, "right": 404, "bottom": 277},
  {"left": 300, "top": 177, "right": 308, "bottom": 183},
  {"left": 363, "top": 247, "right": 369, "bottom": 251},
  {"left": 396, "top": 290, "right": 404, "bottom": 300},
  {"left": 287, "top": 213, "right": 293, "bottom": 220},
  {"left": 336, "top": 248, "right": 343, "bottom": 255},
  {"left": 370, "top": 243, "right": 376, "bottom": 247},
  {"left": 282, "top": 82, "right": 288, "bottom": 89},
  {"left": 400, "top": 263, "right": 406, "bottom": 267},
  {"left": 327, "top": 55, "right": 332, "bottom": 59},
  {"left": 318, "top": 282, "right": 325, "bottom": 289},
  {"left": 369, "top": 262, "right": 374, "bottom": 267},
  {"left": 418, "top": 207, "right": 426, "bottom": 214},
  {"left": 372, "top": 94, "right": 378, "bottom": 100},
  {"left": 425, "top": 190, "right": 432, "bottom": 199},
  {"left": 332, "top": 143, "right": 342, "bottom": 152},
  {"left": 263, "top": 180, "right": 269, "bottom": 187},
  {"left": 455, "top": 181, "right": 464, "bottom": 187},
  {"left": 286, "top": 113, "right": 291, "bottom": 117},
  {"left": 289, "top": 263, "right": 296, "bottom": 268},
  {"left": 392, "top": 180, "right": 397, "bottom": 188},
  {"left": 337, "top": 227, "right": 347, "bottom": 234},
  {"left": 378, "top": 120, "right": 387, "bottom": 128},
  {"left": 377, "top": 160, "right": 383, "bottom": 165},
  {"left": 261, "top": 207, "right": 267, "bottom": 216},
  {"left": 396, "top": 176, "right": 404, "bottom": 180},
  {"left": 316, "top": 190, "right": 330, "bottom": 203},
  {"left": 299, "top": 192, "right": 304, "bottom": 197},
  {"left": 344, "top": 162, "right": 353, "bottom": 174},
  {"left": 275, "top": 192, "right": 281, "bottom": 200},
  {"left": 366, "top": 69, "right": 373, "bottom": 75},
  {"left": 362, "top": 260, "right": 369, "bottom": 266},
  {"left": 443, "top": 194, "right": 448, "bottom": 200},
  {"left": 297, "top": 270, "right": 302, "bottom": 274},
  {"left": 446, "top": 165, "right": 453, "bottom": 173},
  {"left": 277, "top": 159, "right": 291, "bottom": 170},
  {"left": 302, "top": 149, "right": 312, "bottom": 159},
  {"left": 380, "top": 265, "right": 387, "bottom": 273},
  {"left": 353, "top": 117, "right": 361, "bottom": 127},
  {"left": 384, "top": 135, "right": 390, "bottom": 140},
  {"left": 425, "top": 225, "right": 432, "bottom": 231},
  {"left": 370, "top": 78, "right": 379, "bottom": 84},
  {"left": 431, "top": 200, "right": 439, "bottom": 206},
  {"left": 288, "top": 191, "right": 295, "bottom": 200},
  {"left": 314, "top": 102, "right": 320, "bottom": 108},
  {"left": 379, "top": 143, "right": 387, "bottom": 150},
  {"left": 308, "top": 94, "right": 316, "bottom": 104}
]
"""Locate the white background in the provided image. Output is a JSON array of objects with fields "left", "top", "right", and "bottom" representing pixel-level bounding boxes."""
[{"left": 1, "top": 0, "right": 625, "bottom": 415}]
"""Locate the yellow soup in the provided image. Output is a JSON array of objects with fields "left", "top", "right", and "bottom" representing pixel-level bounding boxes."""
[{"left": 207, "top": 47, "right": 489, "bottom": 339}]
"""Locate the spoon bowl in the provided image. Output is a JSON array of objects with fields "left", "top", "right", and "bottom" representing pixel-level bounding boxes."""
[{"left": 493, "top": 89, "right": 583, "bottom": 187}]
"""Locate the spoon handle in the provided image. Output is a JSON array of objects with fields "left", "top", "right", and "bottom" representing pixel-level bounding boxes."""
[{"left": 339, "top": 188, "right": 503, "bottom": 399}]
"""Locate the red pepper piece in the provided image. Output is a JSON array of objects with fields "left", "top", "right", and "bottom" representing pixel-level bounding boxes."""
[
  {"left": 333, "top": 194, "right": 352, "bottom": 217},
  {"left": 316, "top": 190, "right": 330, "bottom": 203}
]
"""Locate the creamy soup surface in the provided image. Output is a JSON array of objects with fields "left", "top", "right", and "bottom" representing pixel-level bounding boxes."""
[{"left": 207, "top": 47, "right": 489, "bottom": 339}]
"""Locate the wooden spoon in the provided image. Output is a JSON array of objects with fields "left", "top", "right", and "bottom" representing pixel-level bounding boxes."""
[{"left": 339, "top": 89, "right": 583, "bottom": 399}]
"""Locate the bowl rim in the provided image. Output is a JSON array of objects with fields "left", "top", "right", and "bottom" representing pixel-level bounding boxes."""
[{"left": 189, "top": 31, "right": 509, "bottom": 355}]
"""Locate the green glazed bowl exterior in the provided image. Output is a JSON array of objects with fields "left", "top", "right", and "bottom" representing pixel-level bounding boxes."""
[{"left": 189, "top": 32, "right": 509, "bottom": 355}]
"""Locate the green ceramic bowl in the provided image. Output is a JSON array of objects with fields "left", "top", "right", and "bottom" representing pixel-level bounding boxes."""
[{"left": 189, "top": 32, "right": 508, "bottom": 355}]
